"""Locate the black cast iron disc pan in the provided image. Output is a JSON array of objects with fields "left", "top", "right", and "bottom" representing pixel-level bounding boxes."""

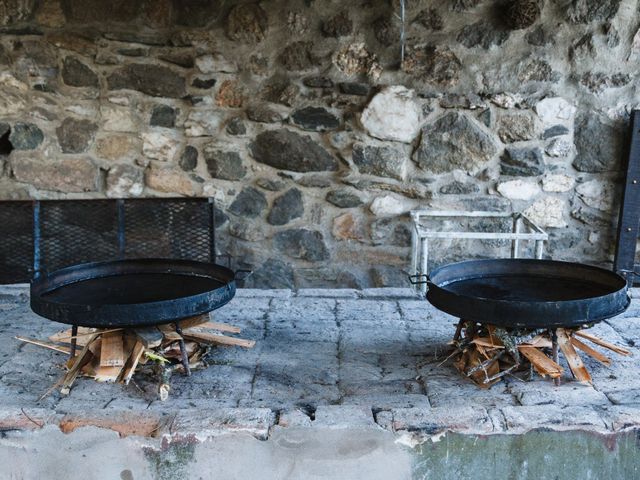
[
  {"left": 426, "top": 259, "right": 629, "bottom": 329},
  {"left": 30, "top": 258, "right": 237, "bottom": 328}
]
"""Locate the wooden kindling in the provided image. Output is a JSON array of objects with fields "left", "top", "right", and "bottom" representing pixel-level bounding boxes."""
[
  {"left": 18, "top": 314, "right": 255, "bottom": 399},
  {"left": 444, "top": 321, "right": 631, "bottom": 387}
]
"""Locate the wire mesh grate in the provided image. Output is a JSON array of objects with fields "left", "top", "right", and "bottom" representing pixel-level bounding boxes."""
[
  {"left": 123, "top": 199, "right": 213, "bottom": 262},
  {"left": 0, "top": 201, "right": 34, "bottom": 283},
  {"left": 39, "top": 200, "right": 119, "bottom": 273}
]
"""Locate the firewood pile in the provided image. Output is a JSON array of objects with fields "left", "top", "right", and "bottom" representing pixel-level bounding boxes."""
[
  {"left": 16, "top": 315, "right": 254, "bottom": 400},
  {"left": 448, "top": 320, "right": 631, "bottom": 387}
]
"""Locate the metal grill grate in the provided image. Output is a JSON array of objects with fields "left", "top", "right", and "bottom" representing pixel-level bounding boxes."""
[
  {"left": 123, "top": 199, "right": 214, "bottom": 262},
  {"left": 0, "top": 198, "right": 216, "bottom": 283},
  {"left": 0, "top": 201, "right": 34, "bottom": 283},
  {"left": 38, "top": 200, "right": 119, "bottom": 273}
]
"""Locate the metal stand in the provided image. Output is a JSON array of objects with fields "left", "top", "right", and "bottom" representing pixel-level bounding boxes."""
[
  {"left": 410, "top": 210, "right": 548, "bottom": 294},
  {"left": 69, "top": 325, "right": 78, "bottom": 359},
  {"left": 174, "top": 324, "right": 191, "bottom": 376}
]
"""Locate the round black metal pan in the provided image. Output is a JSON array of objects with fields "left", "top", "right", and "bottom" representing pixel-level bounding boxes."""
[
  {"left": 426, "top": 259, "right": 630, "bottom": 329},
  {"left": 30, "top": 258, "right": 238, "bottom": 328}
]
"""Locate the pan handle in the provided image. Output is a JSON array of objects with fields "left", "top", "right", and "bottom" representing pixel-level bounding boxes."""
[
  {"left": 408, "top": 273, "right": 429, "bottom": 285},
  {"left": 234, "top": 269, "right": 253, "bottom": 282}
]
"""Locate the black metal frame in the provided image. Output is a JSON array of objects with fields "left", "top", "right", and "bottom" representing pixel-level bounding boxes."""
[{"left": 614, "top": 110, "right": 640, "bottom": 287}]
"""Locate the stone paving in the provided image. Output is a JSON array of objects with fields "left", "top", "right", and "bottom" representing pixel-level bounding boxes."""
[{"left": 1, "top": 285, "right": 640, "bottom": 441}]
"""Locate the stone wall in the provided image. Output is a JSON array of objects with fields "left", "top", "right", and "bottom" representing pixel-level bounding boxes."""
[{"left": 0, "top": 0, "right": 636, "bottom": 288}]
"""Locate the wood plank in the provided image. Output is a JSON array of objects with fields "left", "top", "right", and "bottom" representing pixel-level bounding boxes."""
[
  {"left": 573, "top": 330, "right": 631, "bottom": 356},
  {"left": 176, "top": 314, "right": 210, "bottom": 329},
  {"left": 100, "top": 331, "right": 125, "bottom": 367},
  {"left": 571, "top": 337, "right": 612, "bottom": 366},
  {"left": 94, "top": 365, "right": 124, "bottom": 382},
  {"left": 471, "top": 337, "right": 505, "bottom": 349},
  {"left": 133, "top": 327, "right": 164, "bottom": 349},
  {"left": 556, "top": 329, "right": 591, "bottom": 383},
  {"left": 182, "top": 331, "right": 255, "bottom": 348},
  {"left": 15, "top": 336, "right": 71, "bottom": 355},
  {"left": 196, "top": 322, "right": 242, "bottom": 334},
  {"left": 157, "top": 324, "right": 183, "bottom": 342},
  {"left": 518, "top": 346, "right": 563, "bottom": 378},
  {"left": 60, "top": 334, "right": 99, "bottom": 394},
  {"left": 117, "top": 341, "right": 145, "bottom": 385}
]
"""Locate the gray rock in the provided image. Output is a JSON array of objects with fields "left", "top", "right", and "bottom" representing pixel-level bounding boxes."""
[
  {"left": 295, "top": 176, "right": 332, "bottom": 188},
  {"left": 370, "top": 265, "right": 410, "bottom": 287},
  {"left": 191, "top": 78, "right": 216, "bottom": 89},
  {"left": 573, "top": 115, "right": 622, "bottom": 173},
  {"left": 338, "top": 82, "right": 371, "bottom": 96},
  {"left": 543, "top": 125, "right": 569, "bottom": 139},
  {"left": 440, "top": 93, "right": 485, "bottom": 109},
  {"left": 268, "top": 188, "right": 304, "bottom": 225},
  {"left": 214, "top": 206, "right": 228, "bottom": 228},
  {"left": 326, "top": 189, "right": 364, "bottom": 208},
  {"left": 228, "top": 187, "right": 267, "bottom": 217},
  {"left": 403, "top": 45, "right": 461, "bottom": 87},
  {"left": 274, "top": 229, "right": 329, "bottom": 261},
  {"left": 56, "top": 118, "right": 98, "bottom": 153},
  {"left": 501, "top": 147, "right": 545, "bottom": 176},
  {"left": 322, "top": 10, "right": 352, "bottom": 37},
  {"left": 61, "top": 57, "right": 99, "bottom": 88},
  {"left": 244, "top": 258, "right": 295, "bottom": 289},
  {"left": 173, "top": 0, "right": 222, "bottom": 27},
  {"left": 159, "top": 52, "right": 195, "bottom": 68},
  {"left": 439, "top": 181, "right": 480, "bottom": 195},
  {"left": 204, "top": 149, "right": 246, "bottom": 180},
  {"left": 179, "top": 146, "right": 198, "bottom": 171},
  {"left": 452, "top": 0, "right": 481, "bottom": 12},
  {"left": 303, "top": 76, "right": 334, "bottom": 88},
  {"left": 9, "top": 123, "right": 43, "bottom": 150},
  {"left": 250, "top": 129, "right": 338, "bottom": 172},
  {"left": 107, "top": 64, "right": 186, "bottom": 98},
  {"left": 567, "top": 0, "right": 621, "bottom": 23},
  {"left": 246, "top": 103, "right": 287, "bottom": 124},
  {"left": 518, "top": 59, "right": 555, "bottom": 83},
  {"left": 457, "top": 21, "right": 510, "bottom": 49},
  {"left": 414, "top": 8, "right": 444, "bottom": 30},
  {"left": 373, "top": 16, "right": 396, "bottom": 46},
  {"left": 525, "top": 26, "right": 553, "bottom": 46},
  {"left": 603, "top": 22, "right": 620, "bottom": 48},
  {"left": 477, "top": 108, "right": 492, "bottom": 128},
  {"left": 352, "top": 143, "right": 406, "bottom": 181},
  {"left": 225, "top": 3, "right": 268, "bottom": 43},
  {"left": 255, "top": 178, "right": 286, "bottom": 191},
  {"left": 150, "top": 104, "right": 177, "bottom": 128},
  {"left": 580, "top": 72, "right": 631, "bottom": 93},
  {"left": 413, "top": 112, "right": 498, "bottom": 174},
  {"left": 279, "top": 41, "right": 315, "bottom": 71},
  {"left": 226, "top": 117, "right": 246, "bottom": 136},
  {"left": 106, "top": 164, "right": 144, "bottom": 197},
  {"left": 497, "top": 112, "right": 539, "bottom": 143},
  {"left": 291, "top": 107, "right": 340, "bottom": 132}
]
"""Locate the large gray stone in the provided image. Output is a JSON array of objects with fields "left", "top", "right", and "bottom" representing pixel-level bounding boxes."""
[
  {"left": 268, "top": 188, "right": 304, "bottom": 226},
  {"left": 204, "top": 148, "right": 246, "bottom": 181},
  {"left": 352, "top": 143, "right": 406, "bottom": 181},
  {"left": 179, "top": 146, "right": 198, "bottom": 171},
  {"left": 9, "top": 123, "right": 43, "bottom": 150},
  {"left": 413, "top": 112, "right": 498, "bottom": 174},
  {"left": 291, "top": 107, "right": 340, "bottom": 132},
  {"left": 496, "top": 112, "right": 540, "bottom": 143},
  {"left": 244, "top": 258, "right": 295, "bottom": 289},
  {"left": 150, "top": 104, "right": 177, "bottom": 128},
  {"left": 56, "top": 118, "right": 98, "bottom": 153},
  {"left": 0, "top": 0, "right": 36, "bottom": 26},
  {"left": 61, "top": 57, "right": 98, "bottom": 88},
  {"left": 107, "top": 64, "right": 186, "bottom": 98},
  {"left": 326, "top": 189, "right": 364, "bottom": 208},
  {"left": 11, "top": 156, "right": 100, "bottom": 193},
  {"left": 500, "top": 147, "right": 545, "bottom": 176},
  {"left": 228, "top": 187, "right": 267, "bottom": 217},
  {"left": 225, "top": 3, "right": 268, "bottom": 43},
  {"left": 250, "top": 129, "right": 338, "bottom": 172},
  {"left": 567, "top": 0, "right": 621, "bottom": 23},
  {"left": 573, "top": 115, "right": 622, "bottom": 173},
  {"left": 274, "top": 229, "right": 329, "bottom": 261},
  {"left": 457, "top": 21, "right": 510, "bottom": 49}
]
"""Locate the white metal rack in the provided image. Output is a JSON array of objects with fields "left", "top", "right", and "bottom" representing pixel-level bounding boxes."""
[{"left": 409, "top": 210, "right": 549, "bottom": 294}]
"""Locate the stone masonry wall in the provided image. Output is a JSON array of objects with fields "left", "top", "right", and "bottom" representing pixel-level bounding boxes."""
[{"left": 0, "top": 0, "right": 637, "bottom": 288}]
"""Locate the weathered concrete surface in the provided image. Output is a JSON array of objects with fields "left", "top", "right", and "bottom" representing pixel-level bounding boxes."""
[{"left": 1, "top": 286, "right": 640, "bottom": 478}]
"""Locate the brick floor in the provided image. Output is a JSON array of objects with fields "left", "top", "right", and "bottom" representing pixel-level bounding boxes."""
[{"left": 1, "top": 285, "right": 640, "bottom": 439}]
